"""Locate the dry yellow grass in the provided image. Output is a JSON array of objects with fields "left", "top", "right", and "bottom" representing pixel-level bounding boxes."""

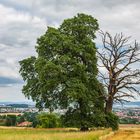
[
  {"left": 0, "top": 127, "right": 111, "bottom": 140},
  {"left": 1, "top": 125, "right": 139, "bottom": 140},
  {"left": 0, "top": 113, "right": 23, "bottom": 116},
  {"left": 106, "top": 125, "right": 140, "bottom": 140}
]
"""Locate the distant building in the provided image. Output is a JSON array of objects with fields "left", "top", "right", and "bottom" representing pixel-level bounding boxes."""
[{"left": 17, "top": 121, "right": 32, "bottom": 127}]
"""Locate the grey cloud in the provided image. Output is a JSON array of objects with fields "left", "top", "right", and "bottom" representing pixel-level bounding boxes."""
[
  {"left": 0, "top": 0, "right": 33, "bottom": 12},
  {"left": 0, "top": 0, "right": 140, "bottom": 101},
  {"left": 0, "top": 15, "right": 46, "bottom": 48},
  {"left": 0, "top": 76, "right": 22, "bottom": 85},
  {"left": 0, "top": 84, "right": 30, "bottom": 102},
  {"left": 0, "top": 3, "right": 46, "bottom": 80}
]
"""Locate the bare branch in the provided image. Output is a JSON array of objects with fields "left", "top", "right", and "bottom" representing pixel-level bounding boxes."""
[{"left": 98, "top": 31, "right": 140, "bottom": 112}]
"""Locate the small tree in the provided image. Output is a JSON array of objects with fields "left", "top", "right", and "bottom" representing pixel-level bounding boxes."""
[
  {"left": 17, "top": 115, "right": 25, "bottom": 124},
  {"left": 19, "top": 13, "right": 105, "bottom": 130},
  {"left": 98, "top": 31, "right": 140, "bottom": 113},
  {"left": 37, "top": 113, "right": 61, "bottom": 128},
  {"left": 5, "top": 115, "right": 16, "bottom": 126},
  {"left": 105, "top": 112, "right": 119, "bottom": 131}
]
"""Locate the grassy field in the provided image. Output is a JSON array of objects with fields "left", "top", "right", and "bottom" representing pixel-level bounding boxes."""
[
  {"left": 0, "top": 125, "right": 139, "bottom": 140},
  {"left": 0, "top": 127, "right": 110, "bottom": 140}
]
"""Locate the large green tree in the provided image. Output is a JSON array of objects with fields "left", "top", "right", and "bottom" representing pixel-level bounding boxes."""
[{"left": 19, "top": 13, "right": 105, "bottom": 130}]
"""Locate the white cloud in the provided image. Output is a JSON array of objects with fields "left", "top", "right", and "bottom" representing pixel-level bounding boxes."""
[
  {"left": 0, "top": 4, "right": 46, "bottom": 81},
  {"left": 0, "top": 84, "right": 30, "bottom": 102},
  {"left": 0, "top": 0, "right": 140, "bottom": 101}
]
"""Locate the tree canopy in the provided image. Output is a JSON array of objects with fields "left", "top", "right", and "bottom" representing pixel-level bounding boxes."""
[{"left": 19, "top": 13, "right": 105, "bottom": 130}]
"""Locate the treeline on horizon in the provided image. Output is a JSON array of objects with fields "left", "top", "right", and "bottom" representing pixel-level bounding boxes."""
[{"left": 0, "top": 112, "right": 139, "bottom": 129}]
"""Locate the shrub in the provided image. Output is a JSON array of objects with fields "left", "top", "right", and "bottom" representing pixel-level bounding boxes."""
[
  {"left": 5, "top": 115, "right": 16, "bottom": 126},
  {"left": 105, "top": 112, "right": 119, "bottom": 131},
  {"left": 37, "top": 113, "right": 61, "bottom": 128},
  {"left": 0, "top": 119, "right": 6, "bottom": 126},
  {"left": 61, "top": 107, "right": 106, "bottom": 131},
  {"left": 22, "top": 112, "right": 38, "bottom": 127},
  {"left": 16, "top": 115, "right": 25, "bottom": 124}
]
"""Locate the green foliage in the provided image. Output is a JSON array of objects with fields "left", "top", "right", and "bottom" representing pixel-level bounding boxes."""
[
  {"left": 105, "top": 112, "right": 119, "bottom": 131},
  {"left": 127, "top": 111, "right": 135, "bottom": 116},
  {"left": 119, "top": 118, "right": 139, "bottom": 124},
  {"left": 0, "top": 119, "right": 6, "bottom": 126},
  {"left": 0, "top": 115, "right": 6, "bottom": 119},
  {"left": 16, "top": 115, "right": 25, "bottom": 124},
  {"left": 5, "top": 115, "right": 17, "bottom": 126},
  {"left": 61, "top": 101, "right": 106, "bottom": 129},
  {"left": 37, "top": 113, "right": 61, "bottom": 128},
  {"left": 23, "top": 112, "right": 39, "bottom": 127},
  {"left": 19, "top": 13, "right": 106, "bottom": 129},
  {"left": 16, "top": 113, "right": 39, "bottom": 127}
]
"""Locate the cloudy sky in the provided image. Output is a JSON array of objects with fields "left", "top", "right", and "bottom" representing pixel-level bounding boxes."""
[{"left": 0, "top": 0, "right": 140, "bottom": 102}]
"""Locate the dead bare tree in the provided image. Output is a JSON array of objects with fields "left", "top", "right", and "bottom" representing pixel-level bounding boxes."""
[{"left": 97, "top": 31, "right": 140, "bottom": 113}]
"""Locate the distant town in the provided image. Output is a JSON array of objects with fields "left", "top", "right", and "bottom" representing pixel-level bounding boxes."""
[
  {"left": 113, "top": 102, "right": 140, "bottom": 124},
  {"left": 0, "top": 101, "right": 140, "bottom": 124},
  {"left": 0, "top": 102, "right": 37, "bottom": 115}
]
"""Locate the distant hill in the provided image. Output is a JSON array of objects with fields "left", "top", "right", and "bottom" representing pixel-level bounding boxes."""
[
  {"left": 125, "top": 101, "right": 140, "bottom": 106},
  {"left": 0, "top": 102, "right": 35, "bottom": 108},
  {"left": 6, "top": 104, "right": 28, "bottom": 108},
  {"left": 114, "top": 101, "right": 140, "bottom": 108}
]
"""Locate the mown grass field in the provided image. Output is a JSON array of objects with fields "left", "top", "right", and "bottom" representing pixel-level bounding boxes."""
[{"left": 0, "top": 127, "right": 110, "bottom": 140}]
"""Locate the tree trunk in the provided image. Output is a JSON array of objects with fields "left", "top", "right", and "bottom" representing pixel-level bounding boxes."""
[
  {"left": 105, "top": 96, "right": 113, "bottom": 113},
  {"left": 79, "top": 98, "right": 89, "bottom": 131},
  {"left": 80, "top": 126, "right": 89, "bottom": 131}
]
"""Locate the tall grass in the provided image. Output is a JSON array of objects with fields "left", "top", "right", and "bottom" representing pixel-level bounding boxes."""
[
  {"left": 0, "top": 127, "right": 110, "bottom": 140},
  {"left": 107, "top": 125, "right": 140, "bottom": 140}
]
